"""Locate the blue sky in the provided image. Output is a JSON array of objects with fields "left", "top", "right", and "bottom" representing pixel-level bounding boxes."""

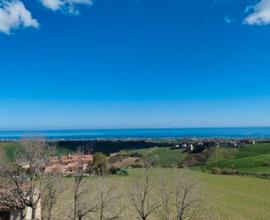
[{"left": 1, "top": 0, "right": 270, "bottom": 129}]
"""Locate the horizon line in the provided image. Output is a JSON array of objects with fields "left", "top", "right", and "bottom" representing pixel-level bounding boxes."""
[{"left": 1, "top": 126, "right": 270, "bottom": 132}]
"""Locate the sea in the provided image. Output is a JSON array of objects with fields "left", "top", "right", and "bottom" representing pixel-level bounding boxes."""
[{"left": 1, "top": 127, "right": 270, "bottom": 140}]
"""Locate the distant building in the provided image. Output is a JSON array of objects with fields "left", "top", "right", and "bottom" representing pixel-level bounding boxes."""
[
  {"left": 198, "top": 142, "right": 204, "bottom": 146},
  {"left": 190, "top": 144, "right": 194, "bottom": 151}
]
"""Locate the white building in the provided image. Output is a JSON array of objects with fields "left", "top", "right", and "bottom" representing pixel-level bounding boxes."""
[{"left": 182, "top": 143, "right": 187, "bottom": 148}]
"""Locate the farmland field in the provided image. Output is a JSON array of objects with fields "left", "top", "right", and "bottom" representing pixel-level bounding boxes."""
[
  {"left": 51, "top": 168, "right": 270, "bottom": 220},
  {"left": 122, "top": 147, "right": 187, "bottom": 167},
  {"left": 205, "top": 144, "right": 270, "bottom": 174}
]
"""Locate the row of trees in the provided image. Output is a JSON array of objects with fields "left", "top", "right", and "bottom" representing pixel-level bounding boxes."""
[
  {"left": 70, "top": 171, "right": 202, "bottom": 220},
  {"left": 0, "top": 140, "right": 203, "bottom": 220}
]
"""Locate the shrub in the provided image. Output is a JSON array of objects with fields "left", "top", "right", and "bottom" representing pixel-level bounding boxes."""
[
  {"left": 117, "top": 168, "right": 129, "bottom": 176},
  {"left": 211, "top": 167, "right": 222, "bottom": 175},
  {"left": 109, "top": 166, "right": 119, "bottom": 175},
  {"left": 131, "top": 163, "right": 144, "bottom": 168},
  {"left": 210, "top": 167, "right": 239, "bottom": 175},
  {"left": 88, "top": 152, "right": 109, "bottom": 175},
  {"left": 220, "top": 168, "right": 239, "bottom": 175},
  {"left": 262, "top": 161, "right": 270, "bottom": 167},
  {"left": 178, "top": 163, "right": 185, "bottom": 168}
]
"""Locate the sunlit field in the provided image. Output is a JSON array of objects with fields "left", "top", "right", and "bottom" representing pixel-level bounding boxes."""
[{"left": 50, "top": 168, "right": 270, "bottom": 220}]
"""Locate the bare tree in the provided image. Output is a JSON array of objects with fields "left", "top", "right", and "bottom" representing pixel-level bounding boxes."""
[
  {"left": 96, "top": 179, "right": 123, "bottom": 220},
  {"left": 72, "top": 172, "right": 99, "bottom": 220},
  {"left": 0, "top": 139, "right": 51, "bottom": 220},
  {"left": 159, "top": 176, "right": 202, "bottom": 220},
  {"left": 72, "top": 173, "right": 123, "bottom": 220},
  {"left": 176, "top": 178, "right": 201, "bottom": 220},
  {"left": 42, "top": 176, "right": 62, "bottom": 220},
  {"left": 128, "top": 173, "right": 160, "bottom": 220},
  {"left": 159, "top": 181, "right": 172, "bottom": 220}
]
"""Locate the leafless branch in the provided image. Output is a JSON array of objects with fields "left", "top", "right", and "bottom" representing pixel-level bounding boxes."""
[
  {"left": 128, "top": 172, "right": 160, "bottom": 220},
  {"left": 0, "top": 139, "right": 52, "bottom": 220}
]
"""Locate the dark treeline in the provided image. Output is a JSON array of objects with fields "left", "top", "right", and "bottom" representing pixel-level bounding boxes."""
[{"left": 54, "top": 140, "right": 175, "bottom": 154}]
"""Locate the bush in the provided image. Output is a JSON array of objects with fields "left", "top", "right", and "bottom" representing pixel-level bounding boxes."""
[
  {"left": 210, "top": 167, "right": 239, "bottom": 175},
  {"left": 131, "top": 163, "right": 144, "bottom": 168},
  {"left": 262, "top": 161, "right": 270, "bottom": 167},
  {"left": 129, "top": 152, "right": 143, "bottom": 157},
  {"left": 117, "top": 168, "right": 129, "bottom": 176},
  {"left": 109, "top": 166, "right": 119, "bottom": 175},
  {"left": 211, "top": 167, "right": 222, "bottom": 174},
  {"left": 256, "top": 173, "right": 270, "bottom": 178},
  {"left": 177, "top": 163, "right": 186, "bottom": 168},
  {"left": 88, "top": 152, "right": 109, "bottom": 175},
  {"left": 220, "top": 168, "right": 239, "bottom": 175},
  {"left": 108, "top": 166, "right": 128, "bottom": 176},
  {"left": 162, "top": 164, "right": 175, "bottom": 168}
]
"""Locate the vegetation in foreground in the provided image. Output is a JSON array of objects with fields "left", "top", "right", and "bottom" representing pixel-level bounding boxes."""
[
  {"left": 51, "top": 168, "right": 270, "bottom": 220},
  {"left": 2, "top": 141, "right": 270, "bottom": 220},
  {"left": 0, "top": 140, "right": 203, "bottom": 220}
]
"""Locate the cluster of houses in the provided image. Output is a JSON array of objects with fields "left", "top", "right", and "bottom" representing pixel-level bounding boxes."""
[
  {"left": 44, "top": 154, "right": 93, "bottom": 175},
  {"left": 174, "top": 139, "right": 258, "bottom": 153}
]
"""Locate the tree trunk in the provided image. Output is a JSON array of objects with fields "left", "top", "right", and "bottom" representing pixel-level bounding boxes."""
[
  {"left": 31, "top": 206, "right": 36, "bottom": 220},
  {"left": 74, "top": 193, "right": 77, "bottom": 220}
]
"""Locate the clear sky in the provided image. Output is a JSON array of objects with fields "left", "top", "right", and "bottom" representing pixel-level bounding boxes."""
[{"left": 1, "top": 0, "right": 270, "bottom": 129}]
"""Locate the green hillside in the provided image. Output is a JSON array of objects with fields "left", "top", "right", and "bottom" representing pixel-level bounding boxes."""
[
  {"left": 236, "top": 143, "right": 270, "bottom": 158},
  {"left": 205, "top": 143, "right": 270, "bottom": 175},
  {"left": 124, "top": 147, "right": 187, "bottom": 167}
]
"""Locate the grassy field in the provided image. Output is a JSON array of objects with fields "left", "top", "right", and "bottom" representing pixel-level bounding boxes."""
[
  {"left": 205, "top": 144, "right": 270, "bottom": 174},
  {"left": 123, "top": 147, "right": 187, "bottom": 167},
  {"left": 51, "top": 168, "right": 270, "bottom": 220}
]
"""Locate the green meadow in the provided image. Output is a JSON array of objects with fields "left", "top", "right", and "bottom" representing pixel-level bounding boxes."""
[
  {"left": 52, "top": 168, "right": 270, "bottom": 220},
  {"left": 123, "top": 147, "right": 187, "bottom": 167},
  {"left": 205, "top": 143, "right": 270, "bottom": 174}
]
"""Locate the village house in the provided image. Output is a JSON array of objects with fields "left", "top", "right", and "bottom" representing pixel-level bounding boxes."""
[{"left": 0, "top": 188, "right": 41, "bottom": 220}]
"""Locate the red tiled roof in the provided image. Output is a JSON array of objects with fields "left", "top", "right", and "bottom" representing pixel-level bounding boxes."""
[
  {"left": 45, "top": 154, "right": 93, "bottom": 174},
  {"left": 0, "top": 187, "right": 25, "bottom": 210}
]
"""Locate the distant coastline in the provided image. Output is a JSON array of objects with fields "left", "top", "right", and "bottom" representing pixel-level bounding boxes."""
[{"left": 1, "top": 127, "right": 270, "bottom": 140}]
